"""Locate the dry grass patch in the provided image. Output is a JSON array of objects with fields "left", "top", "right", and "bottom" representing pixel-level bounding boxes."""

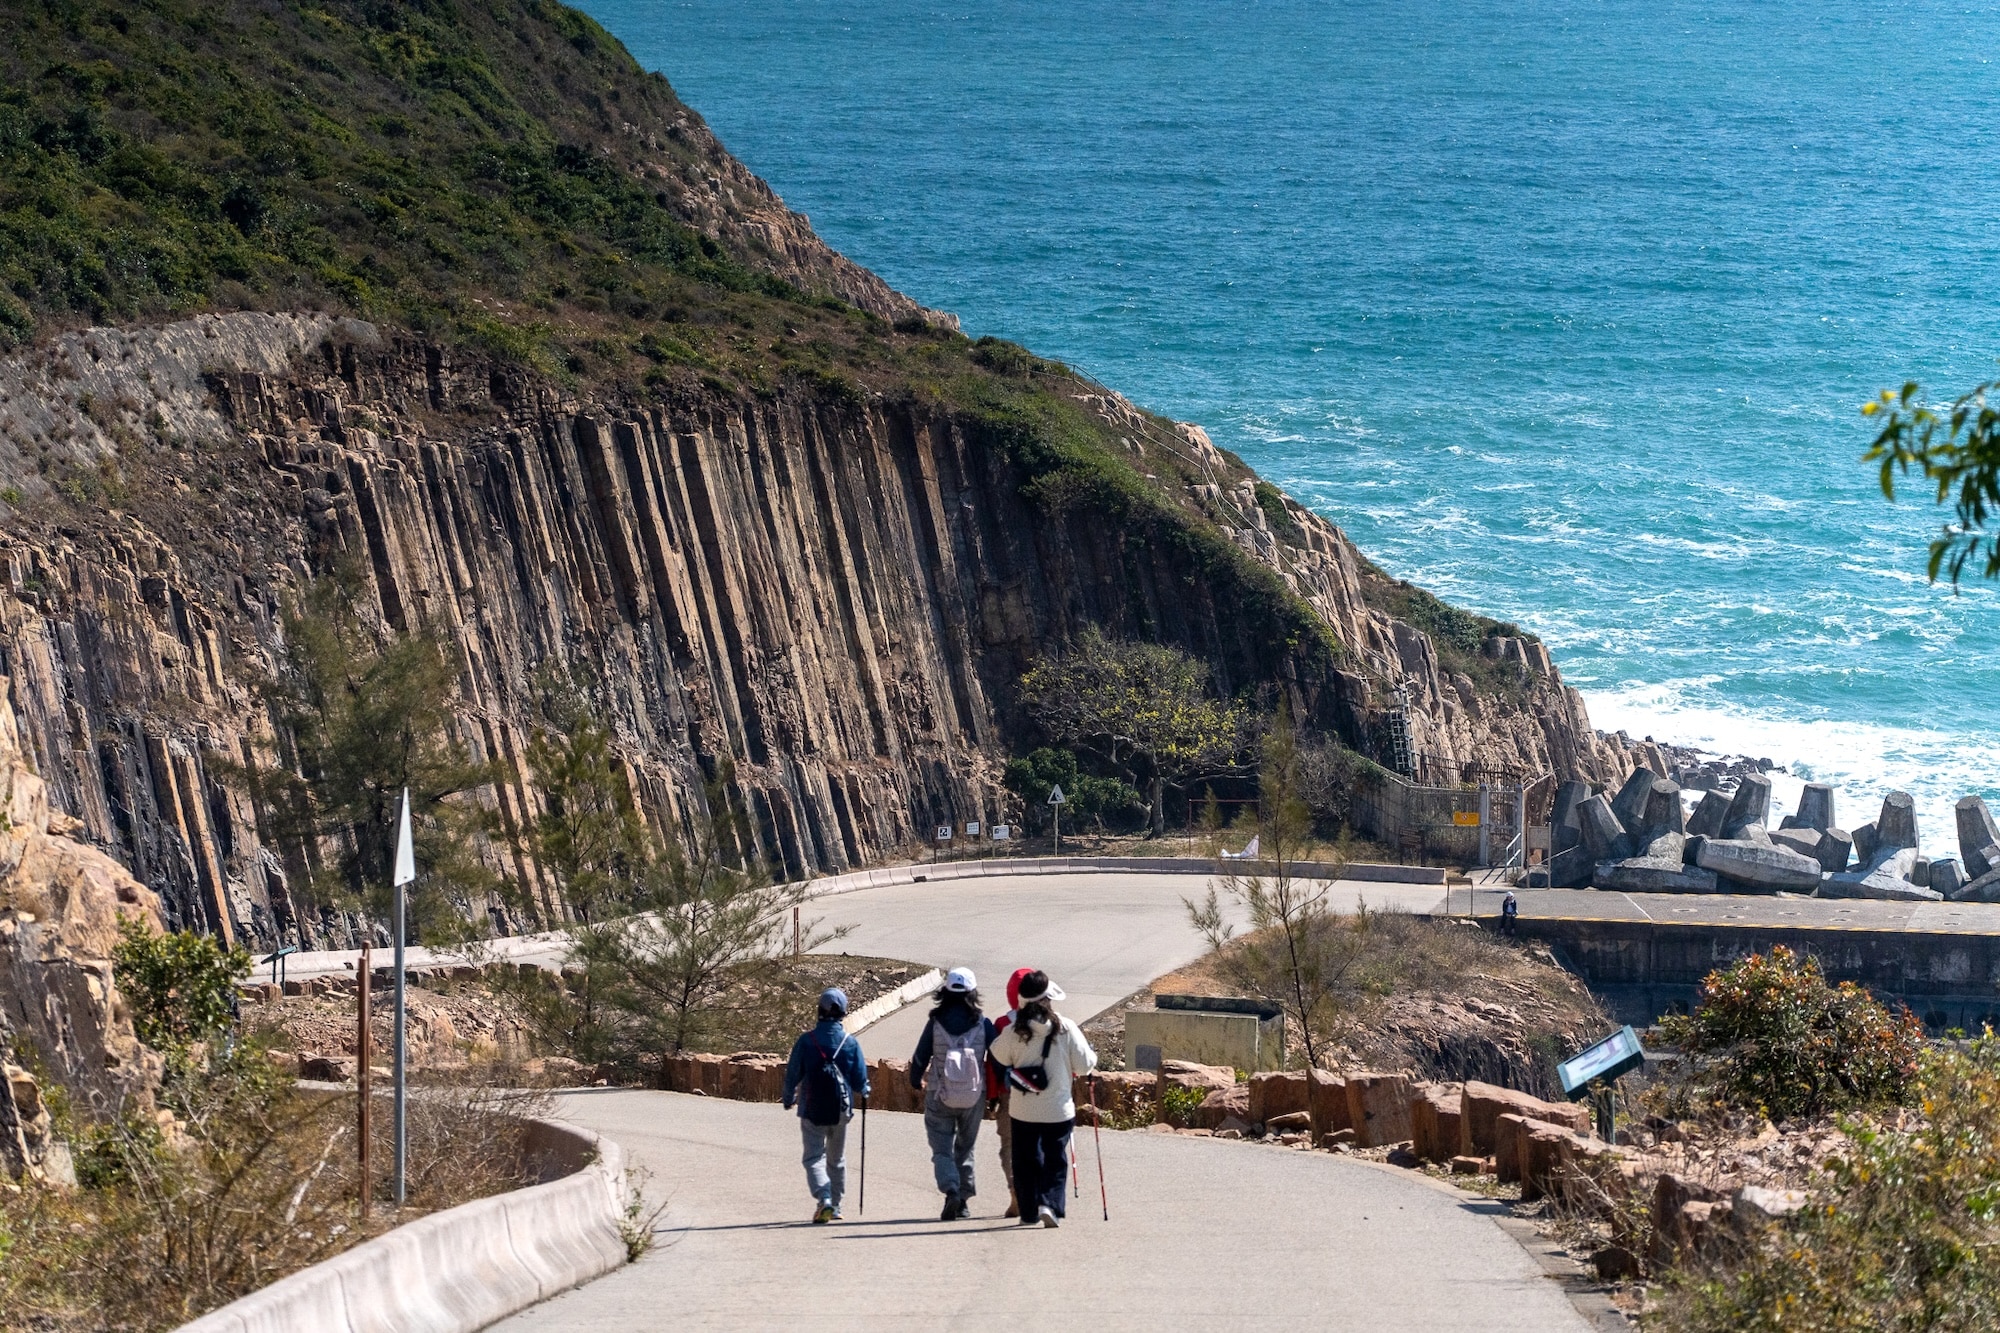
[
  {"left": 0, "top": 1064, "right": 549, "bottom": 1332},
  {"left": 1148, "top": 910, "right": 1605, "bottom": 1094}
]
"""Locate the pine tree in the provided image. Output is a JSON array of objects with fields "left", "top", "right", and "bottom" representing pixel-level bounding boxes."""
[{"left": 255, "top": 564, "right": 498, "bottom": 943}]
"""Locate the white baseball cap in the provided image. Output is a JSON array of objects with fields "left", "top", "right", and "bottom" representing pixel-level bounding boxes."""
[{"left": 945, "top": 966, "right": 977, "bottom": 993}]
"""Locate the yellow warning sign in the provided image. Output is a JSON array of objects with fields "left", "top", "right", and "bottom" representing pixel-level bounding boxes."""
[{"left": 1452, "top": 811, "right": 1481, "bottom": 827}]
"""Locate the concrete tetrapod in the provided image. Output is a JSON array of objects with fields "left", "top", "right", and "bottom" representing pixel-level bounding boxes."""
[
  {"left": 1958, "top": 795, "right": 2000, "bottom": 882},
  {"left": 1951, "top": 862, "right": 2000, "bottom": 904},
  {"left": 1720, "top": 775, "right": 1773, "bottom": 839},
  {"left": 1609, "top": 769, "right": 1662, "bottom": 836},
  {"left": 1767, "top": 827, "right": 1825, "bottom": 860},
  {"left": 1823, "top": 846, "right": 1942, "bottom": 901},
  {"left": 1875, "top": 791, "right": 1921, "bottom": 852},
  {"left": 1687, "top": 791, "right": 1730, "bottom": 839},
  {"left": 1587, "top": 777, "right": 1722, "bottom": 893},
  {"left": 1768, "top": 825, "right": 1854, "bottom": 873},
  {"left": 1551, "top": 780, "right": 1592, "bottom": 854},
  {"left": 1790, "top": 783, "right": 1837, "bottom": 834},
  {"left": 1695, "top": 838, "right": 1824, "bottom": 893},
  {"left": 1576, "top": 795, "right": 1632, "bottom": 862}
]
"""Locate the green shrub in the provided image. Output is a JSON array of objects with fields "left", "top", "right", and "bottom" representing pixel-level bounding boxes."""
[
  {"left": 969, "top": 335, "right": 1038, "bottom": 377},
  {"left": 1659, "top": 946, "right": 1924, "bottom": 1121},
  {"left": 110, "top": 919, "right": 251, "bottom": 1076},
  {"left": 1158, "top": 1083, "right": 1209, "bottom": 1129},
  {"left": 1253, "top": 480, "right": 1304, "bottom": 542},
  {"left": 1658, "top": 1037, "right": 2000, "bottom": 1333},
  {"left": 1002, "top": 746, "right": 1146, "bottom": 833}
]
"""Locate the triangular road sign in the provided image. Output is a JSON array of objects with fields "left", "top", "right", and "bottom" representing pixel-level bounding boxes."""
[{"left": 1048, "top": 784, "right": 1066, "bottom": 805}]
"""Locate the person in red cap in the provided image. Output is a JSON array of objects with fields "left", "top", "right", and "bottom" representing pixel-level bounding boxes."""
[{"left": 986, "top": 967, "right": 1034, "bottom": 1218}]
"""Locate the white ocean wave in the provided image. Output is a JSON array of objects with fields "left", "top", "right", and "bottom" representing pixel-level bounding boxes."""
[{"left": 1582, "top": 682, "right": 2000, "bottom": 863}]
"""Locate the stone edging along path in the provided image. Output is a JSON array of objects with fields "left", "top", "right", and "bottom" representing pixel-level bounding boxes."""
[{"left": 177, "top": 1116, "right": 627, "bottom": 1333}]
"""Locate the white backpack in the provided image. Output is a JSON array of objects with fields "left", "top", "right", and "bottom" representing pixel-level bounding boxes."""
[{"left": 931, "top": 1020, "right": 988, "bottom": 1110}]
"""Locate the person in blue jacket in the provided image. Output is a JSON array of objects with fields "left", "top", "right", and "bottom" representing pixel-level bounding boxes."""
[{"left": 781, "top": 987, "right": 871, "bottom": 1223}]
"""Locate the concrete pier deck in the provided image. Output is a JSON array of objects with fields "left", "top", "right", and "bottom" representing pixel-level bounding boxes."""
[{"left": 1468, "top": 885, "right": 2000, "bottom": 1028}]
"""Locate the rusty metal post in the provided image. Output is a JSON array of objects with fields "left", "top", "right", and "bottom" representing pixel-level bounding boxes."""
[
  {"left": 792, "top": 905, "right": 801, "bottom": 958},
  {"left": 357, "top": 941, "right": 371, "bottom": 1221}
]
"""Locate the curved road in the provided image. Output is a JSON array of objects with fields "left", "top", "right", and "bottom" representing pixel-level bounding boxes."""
[
  {"left": 823, "top": 871, "right": 1446, "bottom": 1053},
  {"left": 487, "top": 870, "right": 1591, "bottom": 1331}
]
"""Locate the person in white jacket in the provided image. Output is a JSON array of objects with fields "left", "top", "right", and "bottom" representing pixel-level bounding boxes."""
[{"left": 986, "top": 969, "right": 1096, "bottom": 1228}]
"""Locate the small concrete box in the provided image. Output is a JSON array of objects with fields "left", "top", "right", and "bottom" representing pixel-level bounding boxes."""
[{"left": 1125, "top": 1005, "right": 1283, "bottom": 1073}]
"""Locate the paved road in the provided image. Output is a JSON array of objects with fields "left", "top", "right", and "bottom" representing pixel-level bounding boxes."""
[
  {"left": 496, "top": 1090, "right": 1591, "bottom": 1333},
  {"left": 278, "top": 869, "right": 1447, "bottom": 1056},
  {"left": 823, "top": 872, "right": 1447, "bottom": 1054}
]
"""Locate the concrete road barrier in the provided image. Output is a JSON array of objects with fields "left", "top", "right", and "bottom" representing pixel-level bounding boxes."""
[
  {"left": 846, "top": 967, "right": 944, "bottom": 1033},
  {"left": 803, "top": 856, "right": 1446, "bottom": 898},
  {"left": 177, "top": 1117, "right": 627, "bottom": 1333}
]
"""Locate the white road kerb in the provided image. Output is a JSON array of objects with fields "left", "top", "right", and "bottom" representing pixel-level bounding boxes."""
[
  {"left": 177, "top": 1117, "right": 627, "bottom": 1333},
  {"left": 844, "top": 967, "right": 944, "bottom": 1033}
]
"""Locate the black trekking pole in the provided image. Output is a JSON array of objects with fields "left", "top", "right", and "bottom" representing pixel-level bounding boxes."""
[
  {"left": 1089, "top": 1075, "right": 1108, "bottom": 1221},
  {"left": 858, "top": 1095, "right": 867, "bottom": 1217}
]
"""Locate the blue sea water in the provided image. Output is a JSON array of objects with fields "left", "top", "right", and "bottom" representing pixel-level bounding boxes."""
[{"left": 584, "top": 0, "right": 2000, "bottom": 854}]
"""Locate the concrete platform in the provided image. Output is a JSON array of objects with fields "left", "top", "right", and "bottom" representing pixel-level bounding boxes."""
[{"left": 1470, "top": 885, "right": 2000, "bottom": 1029}]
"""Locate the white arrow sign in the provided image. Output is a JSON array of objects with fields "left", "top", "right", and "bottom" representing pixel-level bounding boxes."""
[
  {"left": 1047, "top": 784, "right": 1066, "bottom": 806},
  {"left": 393, "top": 787, "right": 416, "bottom": 886}
]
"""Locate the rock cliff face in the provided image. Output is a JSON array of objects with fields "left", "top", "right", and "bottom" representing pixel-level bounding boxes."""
[
  {"left": 0, "top": 672, "right": 163, "bottom": 1179},
  {"left": 0, "top": 309, "right": 1628, "bottom": 954}
]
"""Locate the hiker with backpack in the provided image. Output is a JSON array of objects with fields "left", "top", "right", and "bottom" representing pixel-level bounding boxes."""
[
  {"left": 908, "top": 967, "right": 998, "bottom": 1220},
  {"left": 988, "top": 969, "right": 1097, "bottom": 1228},
  {"left": 781, "top": 987, "right": 871, "bottom": 1224}
]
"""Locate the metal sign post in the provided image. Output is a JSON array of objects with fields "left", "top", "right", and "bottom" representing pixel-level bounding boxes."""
[
  {"left": 1048, "top": 784, "right": 1066, "bottom": 856},
  {"left": 262, "top": 943, "right": 298, "bottom": 989},
  {"left": 392, "top": 789, "right": 416, "bottom": 1207},
  {"left": 1557, "top": 1025, "right": 1646, "bottom": 1143},
  {"left": 357, "top": 940, "right": 371, "bottom": 1221}
]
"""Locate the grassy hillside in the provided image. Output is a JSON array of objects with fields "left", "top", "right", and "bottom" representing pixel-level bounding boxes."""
[{"left": 0, "top": 0, "right": 795, "bottom": 355}]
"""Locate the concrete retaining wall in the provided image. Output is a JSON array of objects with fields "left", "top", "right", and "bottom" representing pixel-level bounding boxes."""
[
  {"left": 177, "top": 1117, "right": 627, "bottom": 1333},
  {"left": 1126, "top": 1007, "right": 1283, "bottom": 1072},
  {"left": 1514, "top": 915, "right": 2000, "bottom": 1030}
]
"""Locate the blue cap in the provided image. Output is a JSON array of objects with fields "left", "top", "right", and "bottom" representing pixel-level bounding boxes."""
[{"left": 819, "top": 987, "right": 848, "bottom": 1017}]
